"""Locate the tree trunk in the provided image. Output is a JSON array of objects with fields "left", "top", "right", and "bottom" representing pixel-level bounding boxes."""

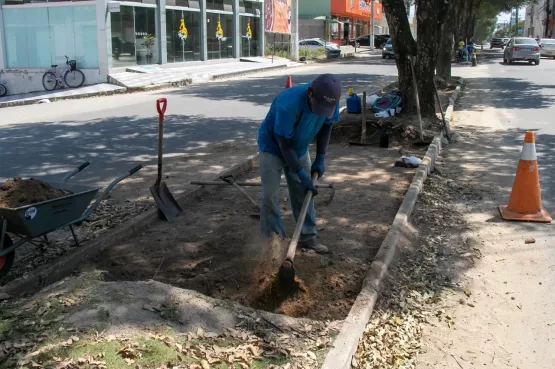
[
  {"left": 415, "top": 0, "right": 451, "bottom": 118},
  {"left": 436, "top": 0, "right": 458, "bottom": 80},
  {"left": 382, "top": 0, "right": 418, "bottom": 113}
]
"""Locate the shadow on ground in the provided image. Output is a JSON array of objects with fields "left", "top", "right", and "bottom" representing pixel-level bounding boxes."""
[{"left": 158, "top": 71, "right": 396, "bottom": 106}]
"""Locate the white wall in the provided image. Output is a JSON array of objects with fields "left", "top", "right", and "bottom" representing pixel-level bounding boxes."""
[
  {"left": 524, "top": 1, "right": 546, "bottom": 38},
  {"left": 0, "top": 69, "right": 102, "bottom": 95}
]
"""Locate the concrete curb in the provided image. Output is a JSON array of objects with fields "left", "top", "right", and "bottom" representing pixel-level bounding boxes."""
[
  {"left": 320, "top": 77, "right": 466, "bottom": 369},
  {"left": 0, "top": 153, "right": 260, "bottom": 297},
  {"left": 444, "top": 77, "right": 465, "bottom": 137},
  {"left": 0, "top": 63, "right": 291, "bottom": 109},
  {"left": 211, "top": 64, "right": 289, "bottom": 80},
  {"left": 320, "top": 133, "right": 444, "bottom": 369},
  {"left": 0, "top": 87, "right": 129, "bottom": 109}
]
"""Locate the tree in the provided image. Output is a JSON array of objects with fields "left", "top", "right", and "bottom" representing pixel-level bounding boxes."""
[{"left": 378, "top": 0, "right": 451, "bottom": 118}]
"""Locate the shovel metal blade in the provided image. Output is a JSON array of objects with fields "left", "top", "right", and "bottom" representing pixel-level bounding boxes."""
[{"left": 150, "top": 181, "right": 182, "bottom": 221}]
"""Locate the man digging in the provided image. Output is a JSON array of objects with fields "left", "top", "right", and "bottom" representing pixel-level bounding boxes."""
[{"left": 257, "top": 74, "right": 342, "bottom": 254}]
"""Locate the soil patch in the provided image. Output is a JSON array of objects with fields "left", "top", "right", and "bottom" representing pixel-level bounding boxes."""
[
  {"left": 0, "top": 140, "right": 258, "bottom": 285},
  {"left": 0, "top": 178, "right": 72, "bottom": 208},
  {"left": 84, "top": 144, "right": 415, "bottom": 321}
]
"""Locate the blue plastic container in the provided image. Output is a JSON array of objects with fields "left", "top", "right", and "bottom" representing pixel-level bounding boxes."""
[{"left": 346, "top": 93, "right": 362, "bottom": 114}]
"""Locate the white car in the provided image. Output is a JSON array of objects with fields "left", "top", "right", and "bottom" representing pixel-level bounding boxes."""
[
  {"left": 299, "top": 38, "right": 341, "bottom": 58},
  {"left": 503, "top": 37, "right": 540, "bottom": 65},
  {"left": 540, "top": 38, "right": 555, "bottom": 58}
]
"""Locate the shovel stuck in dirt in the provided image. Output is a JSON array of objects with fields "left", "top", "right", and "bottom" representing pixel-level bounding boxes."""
[
  {"left": 150, "top": 98, "right": 183, "bottom": 221},
  {"left": 277, "top": 172, "right": 319, "bottom": 296}
]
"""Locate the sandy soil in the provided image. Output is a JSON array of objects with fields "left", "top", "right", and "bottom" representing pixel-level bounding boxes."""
[
  {"left": 84, "top": 144, "right": 416, "bottom": 321},
  {"left": 0, "top": 178, "right": 72, "bottom": 208},
  {"left": 0, "top": 139, "right": 259, "bottom": 284}
]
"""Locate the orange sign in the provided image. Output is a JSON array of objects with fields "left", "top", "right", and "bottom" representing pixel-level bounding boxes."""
[
  {"left": 264, "top": 0, "right": 292, "bottom": 33},
  {"left": 331, "top": 0, "right": 383, "bottom": 20}
]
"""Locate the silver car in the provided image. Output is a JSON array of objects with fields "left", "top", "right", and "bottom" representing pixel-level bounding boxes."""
[
  {"left": 503, "top": 37, "right": 541, "bottom": 65},
  {"left": 540, "top": 38, "right": 555, "bottom": 58}
]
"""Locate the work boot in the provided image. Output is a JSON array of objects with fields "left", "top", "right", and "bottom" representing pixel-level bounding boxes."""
[{"left": 299, "top": 238, "right": 330, "bottom": 254}]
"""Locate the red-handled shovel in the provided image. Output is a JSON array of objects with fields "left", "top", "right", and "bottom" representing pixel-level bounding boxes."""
[{"left": 149, "top": 98, "right": 183, "bottom": 221}]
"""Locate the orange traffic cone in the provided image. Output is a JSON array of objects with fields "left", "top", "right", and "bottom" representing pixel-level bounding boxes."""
[
  {"left": 285, "top": 76, "right": 293, "bottom": 89},
  {"left": 499, "top": 131, "right": 552, "bottom": 222}
]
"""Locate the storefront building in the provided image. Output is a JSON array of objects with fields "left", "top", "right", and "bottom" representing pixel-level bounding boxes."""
[
  {"left": 0, "top": 0, "right": 264, "bottom": 95},
  {"left": 298, "top": 0, "right": 385, "bottom": 45},
  {"left": 330, "top": 0, "right": 384, "bottom": 45}
]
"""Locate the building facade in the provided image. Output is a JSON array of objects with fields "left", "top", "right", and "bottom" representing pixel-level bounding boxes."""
[
  {"left": 0, "top": 0, "right": 264, "bottom": 95},
  {"left": 298, "top": 0, "right": 386, "bottom": 45},
  {"left": 524, "top": 0, "right": 555, "bottom": 38}
]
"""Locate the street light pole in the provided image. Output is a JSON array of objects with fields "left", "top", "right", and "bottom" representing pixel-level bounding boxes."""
[
  {"left": 291, "top": 0, "right": 299, "bottom": 61},
  {"left": 370, "top": 0, "right": 375, "bottom": 49}
]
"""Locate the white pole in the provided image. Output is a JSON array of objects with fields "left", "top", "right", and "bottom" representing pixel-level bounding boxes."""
[
  {"left": 370, "top": 0, "right": 375, "bottom": 49},
  {"left": 291, "top": 0, "right": 299, "bottom": 61}
]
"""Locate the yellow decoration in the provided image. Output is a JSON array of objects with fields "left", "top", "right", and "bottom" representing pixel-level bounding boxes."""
[
  {"left": 178, "top": 18, "right": 188, "bottom": 41},
  {"left": 216, "top": 21, "right": 224, "bottom": 40},
  {"left": 246, "top": 22, "right": 252, "bottom": 40}
]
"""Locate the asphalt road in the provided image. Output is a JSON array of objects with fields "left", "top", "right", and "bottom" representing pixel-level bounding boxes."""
[
  {"left": 0, "top": 57, "right": 397, "bottom": 184},
  {"left": 454, "top": 48, "right": 555, "bottom": 210}
]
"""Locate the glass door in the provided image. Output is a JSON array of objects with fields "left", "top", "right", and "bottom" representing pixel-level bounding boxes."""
[
  {"left": 110, "top": 6, "right": 137, "bottom": 67},
  {"left": 134, "top": 7, "right": 157, "bottom": 65}
]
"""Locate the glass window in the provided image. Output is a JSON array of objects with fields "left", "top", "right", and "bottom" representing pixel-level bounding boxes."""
[
  {"left": 240, "top": 16, "right": 259, "bottom": 57},
  {"left": 207, "top": 12, "right": 233, "bottom": 59},
  {"left": 166, "top": 9, "right": 201, "bottom": 62},
  {"left": 3, "top": 5, "right": 98, "bottom": 69},
  {"left": 207, "top": 0, "right": 232, "bottom": 11},
  {"left": 110, "top": 6, "right": 136, "bottom": 67},
  {"left": 134, "top": 7, "right": 157, "bottom": 64}
]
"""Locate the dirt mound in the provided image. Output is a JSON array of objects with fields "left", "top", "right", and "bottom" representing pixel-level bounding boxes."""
[{"left": 0, "top": 177, "right": 72, "bottom": 208}]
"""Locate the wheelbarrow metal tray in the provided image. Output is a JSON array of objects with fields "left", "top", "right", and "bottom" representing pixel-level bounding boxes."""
[{"left": 0, "top": 181, "right": 100, "bottom": 238}]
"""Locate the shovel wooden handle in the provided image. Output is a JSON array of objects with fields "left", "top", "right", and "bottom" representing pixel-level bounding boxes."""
[
  {"left": 156, "top": 98, "right": 167, "bottom": 185},
  {"left": 284, "top": 172, "right": 319, "bottom": 261}
]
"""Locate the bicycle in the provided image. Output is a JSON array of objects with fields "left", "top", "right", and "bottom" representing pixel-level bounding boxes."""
[
  {"left": 42, "top": 56, "right": 85, "bottom": 91},
  {"left": 0, "top": 83, "right": 6, "bottom": 97}
]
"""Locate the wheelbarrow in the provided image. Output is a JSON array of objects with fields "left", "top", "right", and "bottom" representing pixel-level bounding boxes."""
[{"left": 0, "top": 161, "right": 143, "bottom": 278}]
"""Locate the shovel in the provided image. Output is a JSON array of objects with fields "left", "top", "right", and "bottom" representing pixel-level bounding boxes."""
[
  {"left": 150, "top": 98, "right": 183, "bottom": 221},
  {"left": 278, "top": 172, "right": 319, "bottom": 295}
]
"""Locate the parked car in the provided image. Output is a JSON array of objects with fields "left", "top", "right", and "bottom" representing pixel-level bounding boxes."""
[
  {"left": 490, "top": 37, "right": 505, "bottom": 49},
  {"left": 503, "top": 37, "right": 540, "bottom": 65},
  {"left": 382, "top": 39, "right": 394, "bottom": 59},
  {"left": 299, "top": 38, "right": 341, "bottom": 58},
  {"left": 539, "top": 38, "right": 555, "bottom": 58},
  {"left": 349, "top": 34, "right": 390, "bottom": 49}
]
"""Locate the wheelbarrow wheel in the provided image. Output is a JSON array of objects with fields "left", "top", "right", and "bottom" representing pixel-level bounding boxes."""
[{"left": 0, "top": 234, "right": 15, "bottom": 279}]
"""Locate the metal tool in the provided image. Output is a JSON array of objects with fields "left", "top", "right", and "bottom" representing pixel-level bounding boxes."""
[
  {"left": 433, "top": 80, "right": 451, "bottom": 140},
  {"left": 408, "top": 55, "right": 432, "bottom": 145},
  {"left": 0, "top": 162, "right": 142, "bottom": 278},
  {"left": 220, "top": 174, "right": 260, "bottom": 211},
  {"left": 190, "top": 180, "right": 335, "bottom": 204},
  {"left": 149, "top": 98, "right": 183, "bottom": 221},
  {"left": 277, "top": 172, "right": 319, "bottom": 296}
]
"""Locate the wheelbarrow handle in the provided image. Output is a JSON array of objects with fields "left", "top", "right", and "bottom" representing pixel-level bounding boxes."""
[
  {"left": 76, "top": 164, "right": 143, "bottom": 222},
  {"left": 129, "top": 165, "right": 143, "bottom": 175},
  {"left": 78, "top": 161, "right": 91, "bottom": 171},
  {"left": 157, "top": 98, "right": 167, "bottom": 120},
  {"left": 61, "top": 161, "right": 91, "bottom": 183}
]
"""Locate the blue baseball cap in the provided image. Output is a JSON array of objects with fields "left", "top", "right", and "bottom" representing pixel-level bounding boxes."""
[{"left": 311, "top": 74, "right": 342, "bottom": 118}]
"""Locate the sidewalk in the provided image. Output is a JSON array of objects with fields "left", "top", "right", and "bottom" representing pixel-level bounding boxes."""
[
  {"left": 414, "top": 84, "right": 555, "bottom": 368},
  {"left": 0, "top": 57, "right": 301, "bottom": 108}
]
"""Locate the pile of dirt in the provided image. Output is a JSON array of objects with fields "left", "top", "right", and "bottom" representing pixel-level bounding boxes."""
[
  {"left": 0, "top": 177, "right": 72, "bottom": 208},
  {"left": 84, "top": 145, "right": 415, "bottom": 321}
]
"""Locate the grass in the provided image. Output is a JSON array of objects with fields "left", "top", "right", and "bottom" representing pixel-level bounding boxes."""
[
  {"left": 29, "top": 335, "right": 289, "bottom": 369},
  {"left": 265, "top": 47, "right": 327, "bottom": 60}
]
